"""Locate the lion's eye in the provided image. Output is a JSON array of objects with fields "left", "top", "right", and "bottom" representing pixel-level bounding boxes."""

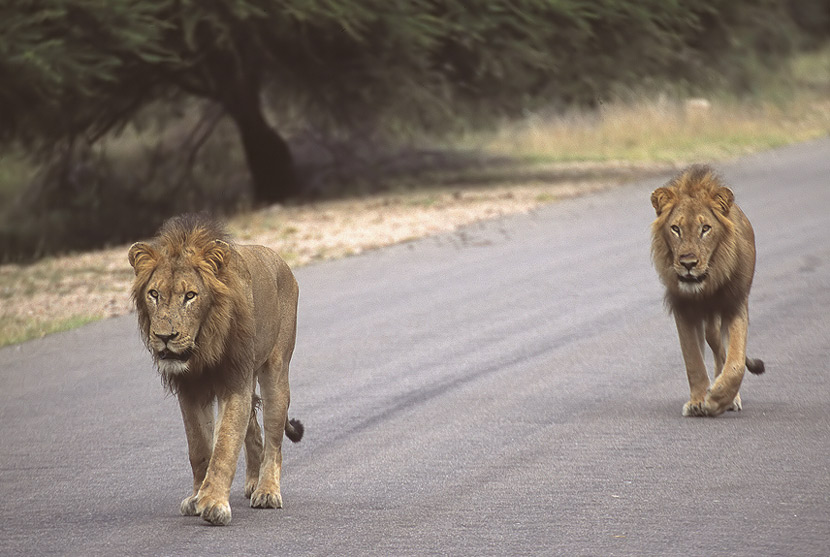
[
  {"left": 185, "top": 291, "right": 197, "bottom": 301},
  {"left": 701, "top": 224, "right": 711, "bottom": 236},
  {"left": 148, "top": 289, "right": 159, "bottom": 300},
  {"left": 670, "top": 225, "right": 681, "bottom": 237}
]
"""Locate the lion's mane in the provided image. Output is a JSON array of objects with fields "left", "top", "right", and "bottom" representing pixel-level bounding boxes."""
[{"left": 130, "top": 214, "right": 253, "bottom": 397}]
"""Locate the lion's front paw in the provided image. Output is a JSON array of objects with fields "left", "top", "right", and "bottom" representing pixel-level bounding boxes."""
[
  {"left": 727, "top": 393, "right": 742, "bottom": 412},
  {"left": 702, "top": 390, "right": 730, "bottom": 417},
  {"left": 250, "top": 488, "right": 283, "bottom": 509},
  {"left": 682, "top": 400, "right": 708, "bottom": 417},
  {"left": 180, "top": 495, "right": 199, "bottom": 516},
  {"left": 196, "top": 496, "right": 232, "bottom": 526}
]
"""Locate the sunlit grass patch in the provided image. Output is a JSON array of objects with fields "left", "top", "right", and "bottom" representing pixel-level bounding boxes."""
[
  {"left": 462, "top": 48, "right": 830, "bottom": 164},
  {"left": 0, "top": 314, "right": 99, "bottom": 348},
  {"left": 468, "top": 95, "right": 830, "bottom": 164}
]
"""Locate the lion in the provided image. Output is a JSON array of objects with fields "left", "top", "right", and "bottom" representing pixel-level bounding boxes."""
[
  {"left": 128, "top": 214, "right": 303, "bottom": 525},
  {"left": 650, "top": 165, "right": 765, "bottom": 417}
]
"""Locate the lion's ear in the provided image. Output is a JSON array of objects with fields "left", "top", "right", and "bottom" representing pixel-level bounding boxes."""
[
  {"left": 128, "top": 242, "right": 157, "bottom": 275},
  {"left": 712, "top": 187, "right": 734, "bottom": 215},
  {"left": 202, "top": 239, "right": 231, "bottom": 275},
  {"left": 651, "top": 187, "right": 675, "bottom": 217}
]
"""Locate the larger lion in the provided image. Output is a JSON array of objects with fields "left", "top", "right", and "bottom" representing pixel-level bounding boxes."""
[
  {"left": 651, "top": 165, "right": 765, "bottom": 417},
  {"left": 128, "top": 214, "right": 303, "bottom": 525}
]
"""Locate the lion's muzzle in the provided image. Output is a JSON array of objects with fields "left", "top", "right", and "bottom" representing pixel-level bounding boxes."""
[
  {"left": 152, "top": 331, "right": 193, "bottom": 363},
  {"left": 158, "top": 347, "right": 193, "bottom": 362},
  {"left": 677, "top": 272, "right": 707, "bottom": 284}
]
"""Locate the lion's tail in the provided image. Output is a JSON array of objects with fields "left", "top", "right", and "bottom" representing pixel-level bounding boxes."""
[
  {"left": 285, "top": 418, "right": 304, "bottom": 443},
  {"left": 746, "top": 357, "right": 765, "bottom": 375}
]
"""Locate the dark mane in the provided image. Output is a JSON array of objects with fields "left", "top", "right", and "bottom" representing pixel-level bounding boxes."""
[
  {"left": 157, "top": 213, "right": 231, "bottom": 255},
  {"left": 131, "top": 212, "right": 251, "bottom": 401},
  {"left": 669, "top": 164, "right": 723, "bottom": 197}
]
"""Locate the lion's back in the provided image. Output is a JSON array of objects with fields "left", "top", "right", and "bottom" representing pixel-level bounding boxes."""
[
  {"left": 237, "top": 244, "right": 299, "bottom": 361},
  {"left": 238, "top": 244, "right": 296, "bottom": 290}
]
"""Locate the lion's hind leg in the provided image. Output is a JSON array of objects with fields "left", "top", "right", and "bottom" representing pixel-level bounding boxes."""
[
  {"left": 244, "top": 393, "right": 264, "bottom": 499},
  {"left": 705, "top": 316, "right": 726, "bottom": 377},
  {"left": 250, "top": 356, "right": 290, "bottom": 509}
]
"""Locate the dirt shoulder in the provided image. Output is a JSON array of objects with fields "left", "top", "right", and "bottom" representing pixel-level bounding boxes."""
[{"left": 0, "top": 161, "right": 676, "bottom": 346}]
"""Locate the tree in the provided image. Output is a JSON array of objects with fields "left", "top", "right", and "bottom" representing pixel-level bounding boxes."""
[{"left": 0, "top": 0, "right": 798, "bottom": 205}]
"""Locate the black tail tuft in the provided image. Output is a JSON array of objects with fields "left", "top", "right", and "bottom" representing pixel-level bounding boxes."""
[
  {"left": 746, "top": 357, "right": 765, "bottom": 375},
  {"left": 285, "top": 418, "right": 304, "bottom": 443}
]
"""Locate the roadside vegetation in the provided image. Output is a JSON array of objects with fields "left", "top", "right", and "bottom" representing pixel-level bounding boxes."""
[
  {"left": 0, "top": 2, "right": 828, "bottom": 346},
  {"left": 465, "top": 48, "right": 830, "bottom": 163}
]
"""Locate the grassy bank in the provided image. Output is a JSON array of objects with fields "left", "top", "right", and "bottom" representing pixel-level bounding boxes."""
[
  {"left": 470, "top": 96, "right": 829, "bottom": 163},
  {"left": 1, "top": 315, "right": 99, "bottom": 347}
]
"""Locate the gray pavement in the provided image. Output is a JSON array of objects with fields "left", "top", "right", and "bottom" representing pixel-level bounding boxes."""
[{"left": 1, "top": 138, "right": 829, "bottom": 556}]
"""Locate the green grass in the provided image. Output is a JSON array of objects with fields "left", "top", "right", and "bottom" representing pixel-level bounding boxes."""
[{"left": 0, "top": 314, "right": 99, "bottom": 348}]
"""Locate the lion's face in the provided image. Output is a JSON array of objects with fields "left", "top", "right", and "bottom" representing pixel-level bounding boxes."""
[
  {"left": 660, "top": 199, "right": 727, "bottom": 294},
  {"left": 651, "top": 169, "right": 735, "bottom": 297},
  {"left": 129, "top": 235, "right": 231, "bottom": 377},
  {"left": 140, "top": 261, "right": 211, "bottom": 375}
]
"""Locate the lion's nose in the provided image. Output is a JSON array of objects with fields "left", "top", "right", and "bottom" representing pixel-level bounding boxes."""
[
  {"left": 679, "top": 255, "right": 698, "bottom": 271},
  {"left": 154, "top": 332, "right": 179, "bottom": 344}
]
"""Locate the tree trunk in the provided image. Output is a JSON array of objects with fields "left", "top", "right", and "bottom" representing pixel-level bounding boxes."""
[{"left": 225, "top": 94, "right": 299, "bottom": 205}]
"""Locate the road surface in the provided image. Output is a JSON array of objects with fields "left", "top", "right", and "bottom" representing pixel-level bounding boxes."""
[{"left": 1, "top": 139, "right": 828, "bottom": 556}]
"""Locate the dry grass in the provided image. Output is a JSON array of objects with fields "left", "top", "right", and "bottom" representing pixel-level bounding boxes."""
[
  {"left": 466, "top": 48, "right": 830, "bottom": 162},
  {"left": 470, "top": 96, "right": 830, "bottom": 163}
]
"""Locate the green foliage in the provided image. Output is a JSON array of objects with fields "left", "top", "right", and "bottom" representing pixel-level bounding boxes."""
[
  {"left": 1, "top": 0, "right": 805, "bottom": 147},
  {"left": 0, "top": 0, "right": 174, "bottom": 147}
]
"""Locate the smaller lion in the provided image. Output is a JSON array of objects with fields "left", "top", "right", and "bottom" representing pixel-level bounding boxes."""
[
  {"left": 651, "top": 165, "right": 765, "bottom": 417},
  {"left": 129, "top": 214, "right": 303, "bottom": 525}
]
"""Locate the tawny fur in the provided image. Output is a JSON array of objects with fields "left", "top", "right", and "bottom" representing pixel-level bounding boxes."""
[
  {"left": 129, "top": 213, "right": 302, "bottom": 525},
  {"left": 651, "top": 165, "right": 765, "bottom": 417}
]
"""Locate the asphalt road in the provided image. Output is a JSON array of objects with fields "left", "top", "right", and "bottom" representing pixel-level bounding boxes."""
[{"left": 1, "top": 139, "right": 828, "bottom": 556}]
